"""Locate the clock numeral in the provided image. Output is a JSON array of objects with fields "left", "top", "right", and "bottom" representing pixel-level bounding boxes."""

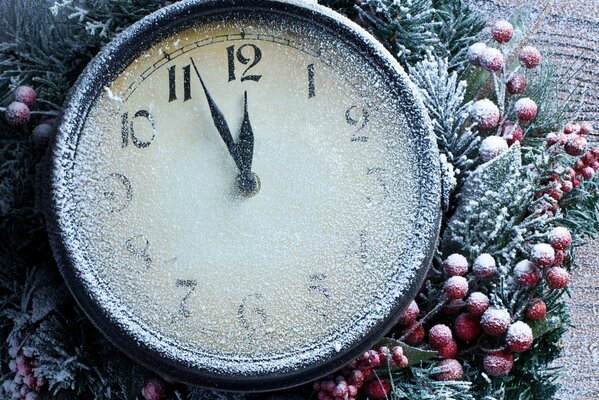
[
  {"left": 175, "top": 279, "right": 197, "bottom": 318},
  {"left": 306, "top": 273, "right": 331, "bottom": 319},
  {"left": 345, "top": 105, "right": 370, "bottom": 142},
  {"left": 121, "top": 110, "right": 156, "bottom": 148},
  {"left": 307, "top": 63, "right": 316, "bottom": 98},
  {"left": 125, "top": 234, "right": 152, "bottom": 267},
  {"left": 227, "top": 44, "right": 262, "bottom": 82},
  {"left": 238, "top": 293, "right": 268, "bottom": 343},
  {"left": 99, "top": 172, "right": 133, "bottom": 213},
  {"left": 168, "top": 64, "right": 192, "bottom": 102},
  {"left": 367, "top": 167, "right": 390, "bottom": 199}
]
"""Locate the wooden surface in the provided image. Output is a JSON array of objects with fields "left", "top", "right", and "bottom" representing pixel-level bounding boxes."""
[{"left": 474, "top": 1, "right": 599, "bottom": 398}]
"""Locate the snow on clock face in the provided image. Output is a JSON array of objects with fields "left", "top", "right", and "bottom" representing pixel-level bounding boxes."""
[{"left": 48, "top": 0, "right": 441, "bottom": 391}]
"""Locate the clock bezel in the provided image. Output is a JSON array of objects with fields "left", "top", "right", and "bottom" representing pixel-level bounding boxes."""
[{"left": 47, "top": 0, "right": 442, "bottom": 392}]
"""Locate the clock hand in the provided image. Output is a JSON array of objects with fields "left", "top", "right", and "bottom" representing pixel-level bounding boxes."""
[
  {"left": 190, "top": 58, "right": 244, "bottom": 172},
  {"left": 236, "top": 91, "right": 260, "bottom": 196}
]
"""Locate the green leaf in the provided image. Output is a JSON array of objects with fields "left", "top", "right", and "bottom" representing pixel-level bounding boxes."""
[
  {"left": 377, "top": 338, "right": 437, "bottom": 366},
  {"left": 529, "top": 315, "right": 564, "bottom": 339}
]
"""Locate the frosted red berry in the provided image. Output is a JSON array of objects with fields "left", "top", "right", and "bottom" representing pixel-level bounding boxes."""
[
  {"left": 515, "top": 98, "right": 537, "bottom": 122},
  {"left": 480, "top": 136, "right": 508, "bottom": 162},
  {"left": 473, "top": 253, "right": 497, "bottom": 279},
  {"left": 565, "top": 135, "right": 588, "bottom": 157},
  {"left": 438, "top": 340, "right": 458, "bottom": 359},
  {"left": 481, "top": 47, "right": 505, "bottom": 72},
  {"left": 363, "top": 379, "right": 390, "bottom": 400},
  {"left": 454, "top": 313, "right": 481, "bottom": 341},
  {"left": 548, "top": 227, "right": 572, "bottom": 250},
  {"left": 506, "top": 321, "right": 533, "bottom": 352},
  {"left": 398, "top": 300, "right": 419, "bottom": 326},
  {"left": 435, "top": 359, "right": 464, "bottom": 381},
  {"left": 514, "top": 260, "right": 540, "bottom": 286},
  {"left": 142, "top": 378, "right": 165, "bottom": 400},
  {"left": 468, "top": 42, "right": 487, "bottom": 66},
  {"left": 500, "top": 121, "right": 523, "bottom": 146},
  {"left": 525, "top": 298, "right": 547, "bottom": 321},
  {"left": 443, "top": 254, "right": 469, "bottom": 277},
  {"left": 466, "top": 292, "right": 490, "bottom": 316},
  {"left": 481, "top": 307, "right": 511, "bottom": 337},
  {"left": 471, "top": 99, "right": 500, "bottom": 130},
  {"left": 5, "top": 101, "right": 31, "bottom": 127},
  {"left": 519, "top": 46, "right": 541, "bottom": 69},
  {"left": 429, "top": 324, "right": 453, "bottom": 349},
  {"left": 32, "top": 123, "right": 54, "bottom": 146},
  {"left": 445, "top": 276, "right": 469, "bottom": 300},
  {"left": 564, "top": 122, "right": 581, "bottom": 135},
  {"left": 531, "top": 243, "right": 555, "bottom": 268},
  {"left": 581, "top": 166, "right": 595, "bottom": 180},
  {"left": 391, "top": 346, "right": 408, "bottom": 368},
  {"left": 580, "top": 122, "right": 594, "bottom": 136},
  {"left": 546, "top": 132, "right": 559, "bottom": 147},
  {"left": 14, "top": 86, "right": 37, "bottom": 108},
  {"left": 553, "top": 250, "right": 565, "bottom": 266},
  {"left": 492, "top": 20, "right": 514, "bottom": 43},
  {"left": 546, "top": 267, "right": 570, "bottom": 289},
  {"left": 506, "top": 73, "right": 527, "bottom": 94},
  {"left": 402, "top": 323, "right": 425, "bottom": 346},
  {"left": 483, "top": 350, "right": 514, "bottom": 377}
]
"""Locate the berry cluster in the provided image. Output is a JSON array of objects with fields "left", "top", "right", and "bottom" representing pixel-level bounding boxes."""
[
  {"left": 467, "top": 20, "right": 544, "bottom": 164},
  {"left": 313, "top": 346, "right": 408, "bottom": 400},
  {"left": 3, "top": 86, "right": 37, "bottom": 127},
  {"left": 2, "top": 347, "right": 46, "bottom": 400},
  {"left": 141, "top": 378, "right": 166, "bottom": 400}
]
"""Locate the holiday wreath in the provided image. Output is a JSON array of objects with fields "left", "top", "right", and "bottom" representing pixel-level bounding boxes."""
[{"left": 1, "top": 0, "right": 598, "bottom": 399}]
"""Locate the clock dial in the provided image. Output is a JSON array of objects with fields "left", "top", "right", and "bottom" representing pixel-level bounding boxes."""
[{"left": 50, "top": 0, "right": 441, "bottom": 390}]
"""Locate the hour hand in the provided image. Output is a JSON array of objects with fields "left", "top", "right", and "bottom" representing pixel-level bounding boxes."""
[
  {"left": 238, "top": 91, "right": 254, "bottom": 172},
  {"left": 190, "top": 58, "right": 243, "bottom": 171}
]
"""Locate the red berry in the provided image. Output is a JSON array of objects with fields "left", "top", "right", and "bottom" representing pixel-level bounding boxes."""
[
  {"left": 531, "top": 243, "right": 555, "bottom": 268},
  {"left": 454, "top": 313, "right": 481, "bottom": 341},
  {"left": 560, "top": 180, "right": 573, "bottom": 193},
  {"left": 348, "top": 369, "right": 364, "bottom": 387},
  {"left": 506, "top": 321, "right": 533, "bottom": 352},
  {"left": 525, "top": 298, "right": 547, "bottom": 320},
  {"left": 466, "top": 292, "right": 490, "bottom": 316},
  {"left": 471, "top": 99, "right": 500, "bottom": 130},
  {"left": 515, "top": 98, "right": 538, "bottom": 122},
  {"left": 473, "top": 253, "right": 497, "bottom": 279},
  {"left": 363, "top": 379, "right": 390, "bottom": 399},
  {"left": 429, "top": 324, "right": 453, "bottom": 349},
  {"left": 592, "top": 161, "right": 599, "bottom": 171},
  {"left": 444, "top": 276, "right": 469, "bottom": 300},
  {"left": 480, "top": 136, "right": 508, "bottom": 162},
  {"left": 435, "top": 359, "right": 464, "bottom": 381},
  {"left": 443, "top": 254, "right": 469, "bottom": 277},
  {"left": 548, "top": 227, "right": 572, "bottom": 250},
  {"left": 546, "top": 132, "right": 559, "bottom": 147},
  {"left": 32, "top": 123, "right": 54, "bottom": 146},
  {"left": 391, "top": 346, "right": 408, "bottom": 368},
  {"left": 398, "top": 300, "right": 419, "bottom": 326},
  {"left": 514, "top": 260, "right": 540, "bottom": 286},
  {"left": 402, "top": 323, "right": 425, "bottom": 346},
  {"left": 481, "top": 307, "right": 511, "bottom": 337},
  {"left": 5, "top": 101, "right": 31, "bottom": 127},
  {"left": 572, "top": 177, "right": 581, "bottom": 189},
  {"left": 468, "top": 42, "right": 487, "bottom": 66},
  {"left": 553, "top": 250, "right": 565, "bottom": 266},
  {"left": 438, "top": 340, "right": 458, "bottom": 359},
  {"left": 506, "top": 73, "right": 527, "bottom": 94},
  {"left": 481, "top": 47, "right": 505, "bottom": 72},
  {"left": 565, "top": 135, "right": 588, "bottom": 156},
  {"left": 483, "top": 350, "right": 514, "bottom": 377},
  {"left": 14, "top": 85, "right": 37, "bottom": 109},
  {"left": 563, "top": 122, "right": 581, "bottom": 135},
  {"left": 519, "top": 46, "right": 541, "bottom": 69},
  {"left": 581, "top": 166, "right": 595, "bottom": 180},
  {"left": 546, "top": 267, "right": 570, "bottom": 289},
  {"left": 142, "top": 378, "right": 165, "bottom": 400},
  {"left": 500, "top": 121, "right": 524, "bottom": 146},
  {"left": 492, "top": 20, "right": 514, "bottom": 43},
  {"left": 579, "top": 122, "right": 594, "bottom": 136},
  {"left": 582, "top": 152, "right": 597, "bottom": 165}
]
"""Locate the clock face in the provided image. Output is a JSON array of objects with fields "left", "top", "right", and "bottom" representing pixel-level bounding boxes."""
[{"left": 49, "top": 0, "right": 441, "bottom": 391}]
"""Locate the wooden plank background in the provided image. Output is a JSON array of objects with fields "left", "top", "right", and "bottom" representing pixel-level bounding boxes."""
[{"left": 474, "top": 1, "right": 599, "bottom": 398}]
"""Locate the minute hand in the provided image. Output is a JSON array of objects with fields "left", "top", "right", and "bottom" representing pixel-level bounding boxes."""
[{"left": 190, "top": 58, "right": 243, "bottom": 171}]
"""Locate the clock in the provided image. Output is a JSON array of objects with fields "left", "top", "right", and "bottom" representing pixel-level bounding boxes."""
[{"left": 46, "top": 0, "right": 441, "bottom": 392}]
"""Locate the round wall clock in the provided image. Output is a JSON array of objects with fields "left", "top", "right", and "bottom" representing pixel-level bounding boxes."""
[{"left": 47, "top": 0, "right": 441, "bottom": 392}]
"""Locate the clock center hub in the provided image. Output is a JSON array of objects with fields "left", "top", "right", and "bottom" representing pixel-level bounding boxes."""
[{"left": 237, "top": 171, "right": 261, "bottom": 197}]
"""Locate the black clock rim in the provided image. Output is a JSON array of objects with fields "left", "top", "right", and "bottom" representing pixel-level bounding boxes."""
[{"left": 46, "top": 0, "right": 441, "bottom": 393}]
